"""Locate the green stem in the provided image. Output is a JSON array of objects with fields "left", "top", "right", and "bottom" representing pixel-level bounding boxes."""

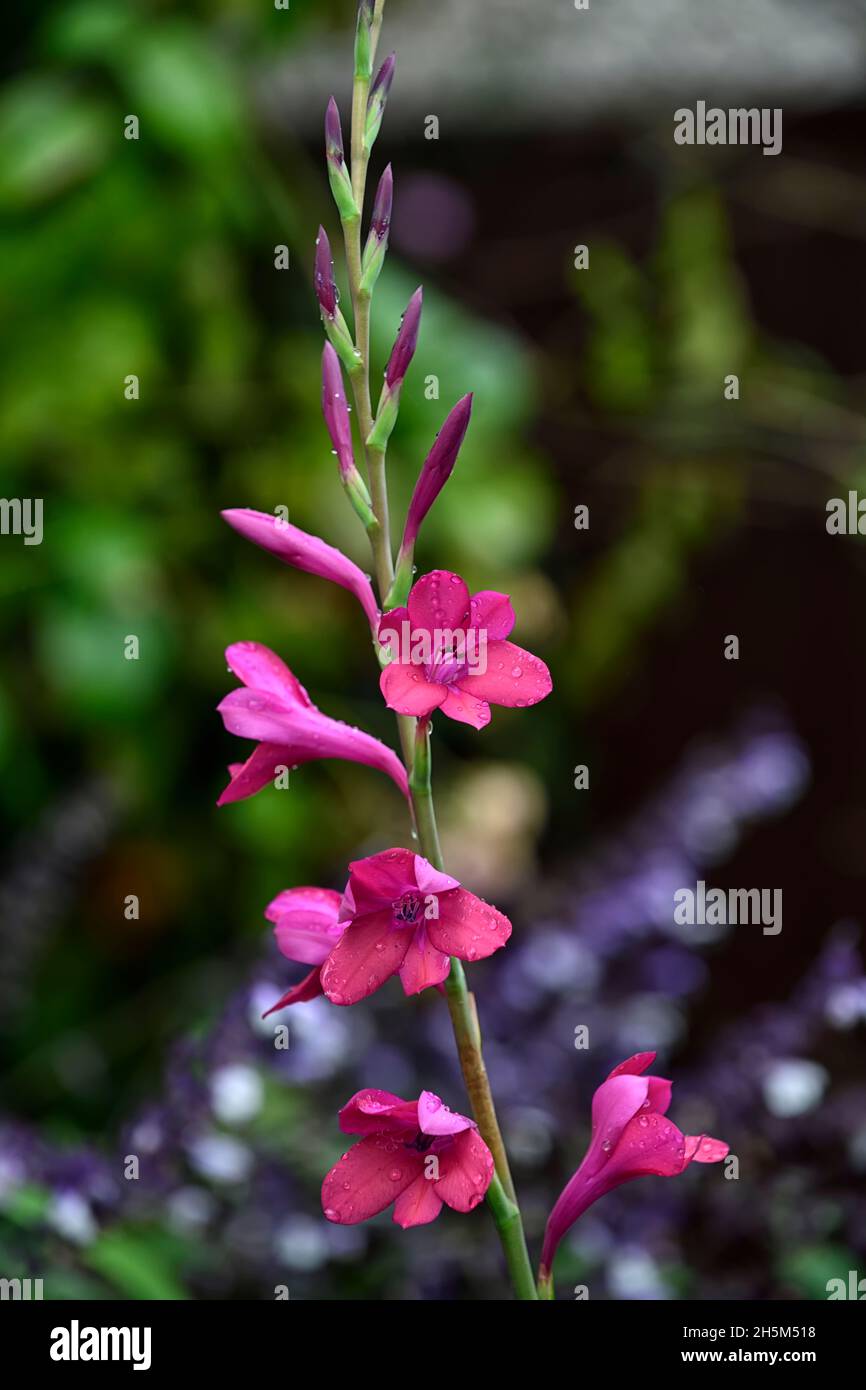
[
  {"left": 486, "top": 1174, "right": 539, "bottom": 1303},
  {"left": 409, "top": 720, "right": 537, "bottom": 1299}
]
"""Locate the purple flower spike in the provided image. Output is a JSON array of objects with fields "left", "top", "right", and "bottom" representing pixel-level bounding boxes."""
[
  {"left": 315, "top": 226, "right": 337, "bottom": 319},
  {"left": 385, "top": 287, "right": 423, "bottom": 389},
  {"left": 321, "top": 344, "right": 354, "bottom": 481}
]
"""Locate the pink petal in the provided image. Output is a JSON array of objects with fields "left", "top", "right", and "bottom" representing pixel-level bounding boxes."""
[
  {"left": 392, "top": 1172, "right": 444, "bottom": 1228},
  {"left": 417, "top": 1091, "right": 474, "bottom": 1138},
  {"left": 338, "top": 1089, "right": 419, "bottom": 1136},
  {"left": 407, "top": 571, "right": 471, "bottom": 636},
  {"left": 646, "top": 1076, "right": 673, "bottom": 1115},
  {"left": 222, "top": 509, "right": 379, "bottom": 631},
  {"left": 424, "top": 887, "right": 512, "bottom": 963},
  {"left": 607, "top": 1111, "right": 699, "bottom": 1180},
  {"left": 322, "top": 1135, "right": 420, "bottom": 1224},
  {"left": 377, "top": 608, "right": 410, "bottom": 659},
  {"left": 456, "top": 638, "right": 552, "bottom": 710},
  {"left": 216, "top": 742, "right": 290, "bottom": 805},
  {"left": 225, "top": 641, "right": 312, "bottom": 707},
  {"left": 269, "top": 887, "right": 345, "bottom": 966},
  {"left": 265, "top": 885, "right": 342, "bottom": 924},
  {"left": 606, "top": 1052, "right": 657, "bottom": 1080},
  {"left": 438, "top": 688, "right": 491, "bottom": 729},
  {"left": 579, "top": 1074, "right": 650, "bottom": 1183},
  {"left": 262, "top": 967, "right": 324, "bottom": 1016},
  {"left": 470, "top": 590, "right": 515, "bottom": 640},
  {"left": 380, "top": 661, "right": 447, "bottom": 717},
  {"left": 686, "top": 1134, "right": 729, "bottom": 1164},
  {"left": 398, "top": 925, "right": 451, "bottom": 995},
  {"left": 217, "top": 692, "right": 409, "bottom": 800},
  {"left": 434, "top": 1128, "right": 494, "bottom": 1213},
  {"left": 347, "top": 848, "right": 418, "bottom": 914},
  {"left": 413, "top": 856, "right": 460, "bottom": 896},
  {"left": 320, "top": 909, "right": 410, "bottom": 1005}
]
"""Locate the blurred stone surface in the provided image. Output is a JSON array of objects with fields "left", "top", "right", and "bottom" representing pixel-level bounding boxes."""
[{"left": 260, "top": 0, "right": 866, "bottom": 135}]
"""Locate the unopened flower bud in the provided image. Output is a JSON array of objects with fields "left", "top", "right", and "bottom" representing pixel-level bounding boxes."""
[
  {"left": 365, "top": 52, "right": 396, "bottom": 151},
  {"left": 360, "top": 165, "right": 392, "bottom": 296},
  {"left": 325, "top": 98, "right": 359, "bottom": 223}
]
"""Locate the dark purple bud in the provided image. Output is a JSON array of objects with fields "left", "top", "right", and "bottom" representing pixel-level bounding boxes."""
[
  {"left": 370, "top": 165, "right": 393, "bottom": 243},
  {"left": 325, "top": 97, "right": 345, "bottom": 166},
  {"left": 385, "top": 287, "right": 423, "bottom": 389},
  {"left": 369, "top": 53, "right": 396, "bottom": 111},
  {"left": 314, "top": 226, "right": 337, "bottom": 319},
  {"left": 403, "top": 394, "right": 473, "bottom": 548},
  {"left": 365, "top": 53, "right": 396, "bottom": 148},
  {"left": 321, "top": 343, "right": 355, "bottom": 481}
]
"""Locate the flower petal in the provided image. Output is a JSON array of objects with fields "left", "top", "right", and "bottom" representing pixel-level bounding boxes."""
[
  {"left": 417, "top": 1091, "right": 473, "bottom": 1138},
  {"left": 606, "top": 1052, "right": 657, "bottom": 1080},
  {"left": 579, "top": 1074, "right": 650, "bottom": 1183},
  {"left": 217, "top": 692, "right": 409, "bottom": 800},
  {"left": 398, "top": 926, "right": 451, "bottom": 995},
  {"left": 424, "top": 888, "right": 512, "bottom": 963},
  {"left": 392, "top": 1172, "right": 444, "bottom": 1228},
  {"left": 407, "top": 571, "right": 471, "bottom": 636},
  {"left": 216, "top": 742, "right": 289, "bottom": 806},
  {"left": 222, "top": 510, "right": 379, "bottom": 631},
  {"left": 268, "top": 887, "right": 345, "bottom": 966},
  {"left": 434, "top": 1128, "right": 494, "bottom": 1212},
  {"left": 413, "top": 856, "right": 460, "bottom": 897},
  {"left": 470, "top": 590, "right": 515, "bottom": 640},
  {"left": 225, "top": 641, "right": 312, "bottom": 707},
  {"left": 262, "top": 967, "right": 324, "bottom": 1016},
  {"left": 438, "top": 688, "right": 491, "bottom": 729},
  {"left": 320, "top": 909, "right": 410, "bottom": 1005},
  {"left": 347, "top": 848, "right": 418, "bottom": 914},
  {"left": 686, "top": 1134, "right": 729, "bottom": 1164},
  {"left": 457, "top": 638, "right": 552, "bottom": 710},
  {"left": 322, "top": 1135, "right": 420, "bottom": 1224},
  {"left": 380, "top": 661, "right": 447, "bottom": 717},
  {"left": 338, "top": 1089, "right": 418, "bottom": 1135}
]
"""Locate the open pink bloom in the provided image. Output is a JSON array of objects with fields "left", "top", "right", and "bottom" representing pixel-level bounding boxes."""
[
  {"left": 217, "top": 641, "right": 409, "bottom": 805},
  {"left": 322, "top": 1088, "right": 494, "bottom": 1228},
  {"left": 539, "top": 1052, "right": 728, "bottom": 1280},
  {"left": 378, "top": 570, "right": 552, "bottom": 730},
  {"left": 320, "top": 848, "right": 511, "bottom": 1004},
  {"left": 262, "top": 886, "right": 346, "bottom": 1016},
  {"left": 221, "top": 509, "right": 378, "bottom": 632}
]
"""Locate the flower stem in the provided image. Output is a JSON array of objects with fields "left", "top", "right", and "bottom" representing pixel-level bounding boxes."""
[
  {"left": 486, "top": 1174, "right": 539, "bottom": 1303},
  {"left": 409, "top": 720, "right": 537, "bottom": 1300},
  {"left": 343, "top": 0, "right": 536, "bottom": 1301}
]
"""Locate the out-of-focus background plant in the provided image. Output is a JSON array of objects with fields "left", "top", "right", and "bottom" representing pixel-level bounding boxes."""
[{"left": 2, "top": 0, "right": 865, "bottom": 1299}]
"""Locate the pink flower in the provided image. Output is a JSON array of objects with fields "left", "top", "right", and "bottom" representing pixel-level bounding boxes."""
[
  {"left": 217, "top": 641, "right": 409, "bottom": 805},
  {"left": 320, "top": 847, "right": 511, "bottom": 1004},
  {"left": 539, "top": 1052, "right": 728, "bottom": 1281},
  {"left": 322, "top": 1088, "right": 494, "bottom": 1228},
  {"left": 378, "top": 570, "right": 552, "bottom": 729},
  {"left": 261, "top": 886, "right": 346, "bottom": 1016},
  {"left": 221, "top": 509, "right": 379, "bottom": 632}
]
